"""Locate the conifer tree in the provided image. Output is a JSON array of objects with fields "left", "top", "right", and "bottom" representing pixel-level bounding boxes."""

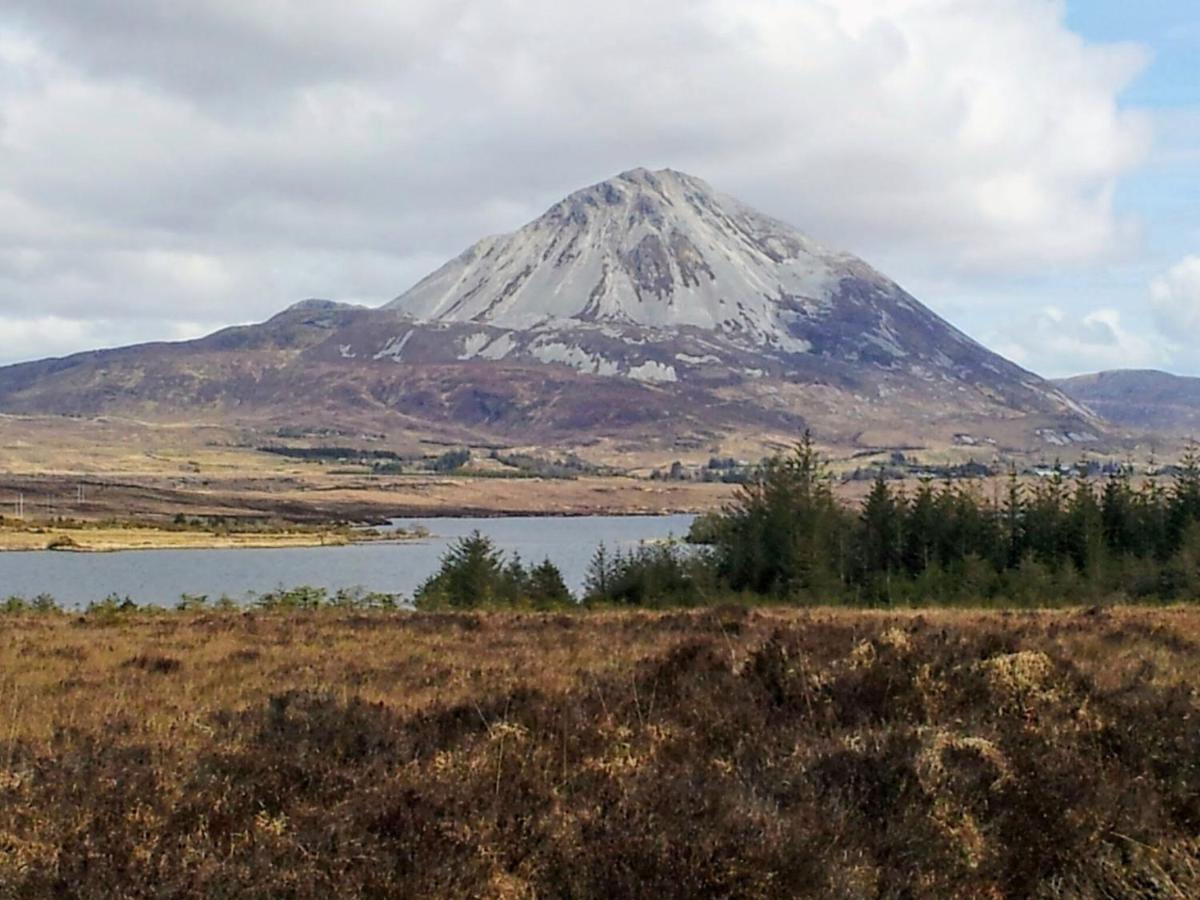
[
  {"left": 903, "top": 479, "right": 938, "bottom": 575},
  {"left": 1101, "top": 466, "right": 1135, "bottom": 556},
  {"left": 1169, "top": 443, "right": 1200, "bottom": 547},
  {"left": 716, "top": 430, "right": 847, "bottom": 596},
  {"left": 1002, "top": 468, "right": 1025, "bottom": 567},
  {"left": 414, "top": 531, "right": 507, "bottom": 609},
  {"left": 584, "top": 543, "right": 614, "bottom": 603},
  {"left": 527, "top": 558, "right": 573, "bottom": 608},
  {"left": 1065, "top": 472, "right": 1103, "bottom": 575},
  {"left": 859, "top": 472, "right": 904, "bottom": 598}
]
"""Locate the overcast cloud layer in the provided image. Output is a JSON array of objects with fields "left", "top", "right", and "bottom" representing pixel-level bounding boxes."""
[{"left": 0, "top": 0, "right": 1173, "bottom": 372}]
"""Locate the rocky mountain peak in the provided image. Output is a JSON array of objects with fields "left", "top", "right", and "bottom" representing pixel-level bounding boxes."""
[
  {"left": 372, "top": 168, "right": 1096, "bottom": 436},
  {"left": 385, "top": 167, "right": 868, "bottom": 342}
]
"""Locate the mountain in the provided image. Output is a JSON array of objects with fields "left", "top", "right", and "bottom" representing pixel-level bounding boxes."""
[
  {"left": 392, "top": 168, "right": 865, "bottom": 337},
  {"left": 387, "top": 169, "right": 1050, "bottom": 386},
  {"left": 1055, "top": 370, "right": 1200, "bottom": 437},
  {"left": 0, "top": 168, "right": 1103, "bottom": 457}
]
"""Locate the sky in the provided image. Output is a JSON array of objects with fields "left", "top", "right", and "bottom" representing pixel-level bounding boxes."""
[{"left": 0, "top": 0, "right": 1196, "bottom": 377}]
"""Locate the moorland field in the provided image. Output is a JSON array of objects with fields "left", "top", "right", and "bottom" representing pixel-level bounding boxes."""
[{"left": 1, "top": 606, "right": 1198, "bottom": 897}]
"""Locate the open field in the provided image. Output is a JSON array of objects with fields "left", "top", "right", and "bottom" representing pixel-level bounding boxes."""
[
  {"left": 1, "top": 607, "right": 1198, "bottom": 896},
  {"left": 1, "top": 412, "right": 1180, "bottom": 526},
  {"left": 0, "top": 415, "right": 737, "bottom": 522},
  {"left": 0, "top": 470, "right": 735, "bottom": 525}
]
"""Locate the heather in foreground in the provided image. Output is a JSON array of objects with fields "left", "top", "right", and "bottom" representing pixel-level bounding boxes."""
[{"left": 1, "top": 608, "right": 1199, "bottom": 897}]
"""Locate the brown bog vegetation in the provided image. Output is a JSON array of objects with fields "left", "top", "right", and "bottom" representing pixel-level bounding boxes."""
[{"left": 1, "top": 607, "right": 1199, "bottom": 897}]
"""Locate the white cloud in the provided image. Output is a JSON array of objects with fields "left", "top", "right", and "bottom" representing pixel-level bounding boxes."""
[
  {"left": 0, "top": 314, "right": 209, "bottom": 364},
  {"left": 0, "top": 1, "right": 1153, "bottom": 363},
  {"left": 1151, "top": 255, "right": 1200, "bottom": 335},
  {"left": 0, "top": 315, "right": 92, "bottom": 361},
  {"left": 990, "top": 306, "right": 1164, "bottom": 378}
]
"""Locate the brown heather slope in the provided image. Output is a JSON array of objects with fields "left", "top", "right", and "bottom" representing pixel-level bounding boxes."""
[
  {"left": 0, "top": 302, "right": 1101, "bottom": 457},
  {"left": 1, "top": 608, "right": 1198, "bottom": 897}
]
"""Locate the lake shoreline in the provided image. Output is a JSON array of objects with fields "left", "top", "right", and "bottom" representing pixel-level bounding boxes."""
[
  {"left": 0, "top": 526, "right": 426, "bottom": 553},
  {"left": 0, "top": 514, "right": 696, "bottom": 608}
]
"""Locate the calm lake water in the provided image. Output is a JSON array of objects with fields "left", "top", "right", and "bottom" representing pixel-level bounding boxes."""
[{"left": 0, "top": 515, "right": 695, "bottom": 609}]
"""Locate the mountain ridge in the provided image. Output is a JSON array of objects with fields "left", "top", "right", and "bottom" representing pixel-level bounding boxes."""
[
  {"left": 0, "top": 168, "right": 1107, "bottom": 456},
  {"left": 1055, "top": 370, "right": 1200, "bottom": 436}
]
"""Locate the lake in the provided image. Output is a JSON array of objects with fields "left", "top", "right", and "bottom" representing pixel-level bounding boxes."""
[{"left": 0, "top": 514, "right": 695, "bottom": 608}]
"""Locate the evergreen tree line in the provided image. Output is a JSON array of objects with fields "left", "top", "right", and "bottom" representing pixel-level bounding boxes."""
[
  {"left": 689, "top": 434, "right": 1200, "bottom": 606},
  {"left": 413, "top": 435, "right": 1200, "bottom": 609}
]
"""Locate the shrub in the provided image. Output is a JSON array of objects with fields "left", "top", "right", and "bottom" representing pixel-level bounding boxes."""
[
  {"left": 4, "top": 594, "right": 62, "bottom": 614},
  {"left": 432, "top": 448, "right": 471, "bottom": 473},
  {"left": 2, "top": 595, "right": 29, "bottom": 614},
  {"left": 685, "top": 511, "right": 724, "bottom": 544},
  {"left": 85, "top": 594, "right": 140, "bottom": 624},
  {"left": 255, "top": 586, "right": 329, "bottom": 610},
  {"left": 177, "top": 593, "right": 209, "bottom": 611},
  {"left": 31, "top": 593, "right": 59, "bottom": 613}
]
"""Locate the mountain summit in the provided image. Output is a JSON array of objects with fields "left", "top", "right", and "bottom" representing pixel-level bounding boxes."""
[
  {"left": 0, "top": 168, "right": 1103, "bottom": 454},
  {"left": 384, "top": 168, "right": 1079, "bottom": 406},
  {"left": 390, "top": 168, "right": 857, "bottom": 343}
]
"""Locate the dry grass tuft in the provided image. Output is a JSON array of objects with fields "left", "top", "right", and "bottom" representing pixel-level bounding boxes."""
[{"left": 120, "top": 653, "right": 183, "bottom": 674}]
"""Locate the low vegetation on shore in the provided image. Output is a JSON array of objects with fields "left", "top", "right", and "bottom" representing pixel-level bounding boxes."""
[
  {"left": 1, "top": 607, "right": 1197, "bottom": 896},
  {"left": 0, "top": 516, "right": 427, "bottom": 553}
]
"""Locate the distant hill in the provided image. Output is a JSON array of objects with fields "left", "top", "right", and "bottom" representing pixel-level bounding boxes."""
[
  {"left": 0, "top": 168, "right": 1104, "bottom": 456},
  {"left": 1054, "top": 370, "right": 1200, "bottom": 437}
]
